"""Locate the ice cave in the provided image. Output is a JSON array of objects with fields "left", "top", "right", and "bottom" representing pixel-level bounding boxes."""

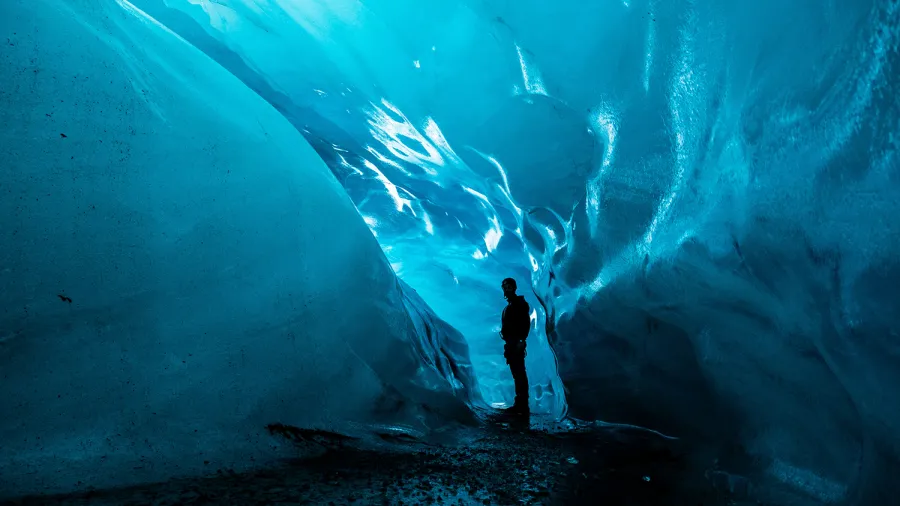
[{"left": 1, "top": 0, "right": 899, "bottom": 504}]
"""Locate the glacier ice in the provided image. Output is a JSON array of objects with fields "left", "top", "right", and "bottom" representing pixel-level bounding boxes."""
[
  {"left": 0, "top": 0, "right": 473, "bottom": 497},
  {"left": 3, "top": 0, "right": 900, "bottom": 503}
]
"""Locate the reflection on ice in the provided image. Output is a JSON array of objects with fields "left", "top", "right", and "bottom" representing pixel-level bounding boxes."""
[
  {"left": 366, "top": 100, "right": 444, "bottom": 173},
  {"left": 515, "top": 44, "right": 548, "bottom": 97}
]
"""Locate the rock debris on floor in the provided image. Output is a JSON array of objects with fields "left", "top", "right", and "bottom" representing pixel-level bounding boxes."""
[{"left": 5, "top": 415, "right": 746, "bottom": 505}]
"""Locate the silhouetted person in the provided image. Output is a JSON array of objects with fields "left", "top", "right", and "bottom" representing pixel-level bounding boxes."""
[{"left": 500, "top": 277, "right": 530, "bottom": 415}]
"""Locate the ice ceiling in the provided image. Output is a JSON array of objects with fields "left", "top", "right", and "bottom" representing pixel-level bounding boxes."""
[{"left": 2, "top": 0, "right": 900, "bottom": 503}]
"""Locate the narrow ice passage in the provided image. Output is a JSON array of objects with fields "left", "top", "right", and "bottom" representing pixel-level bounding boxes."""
[{"left": 3, "top": 0, "right": 900, "bottom": 504}]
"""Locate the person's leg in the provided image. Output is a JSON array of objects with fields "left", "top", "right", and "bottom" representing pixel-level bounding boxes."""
[{"left": 509, "top": 355, "right": 529, "bottom": 411}]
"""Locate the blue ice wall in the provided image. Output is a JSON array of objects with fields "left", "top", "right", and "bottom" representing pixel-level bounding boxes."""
[{"left": 0, "top": 0, "right": 474, "bottom": 497}]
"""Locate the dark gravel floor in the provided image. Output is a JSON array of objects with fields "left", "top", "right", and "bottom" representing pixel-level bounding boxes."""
[{"left": 4, "top": 414, "right": 741, "bottom": 505}]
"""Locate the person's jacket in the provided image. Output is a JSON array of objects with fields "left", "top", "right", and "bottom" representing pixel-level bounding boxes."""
[{"left": 501, "top": 295, "right": 531, "bottom": 342}]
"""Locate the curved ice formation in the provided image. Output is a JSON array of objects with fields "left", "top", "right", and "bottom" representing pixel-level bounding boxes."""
[
  {"left": 3, "top": 0, "right": 900, "bottom": 503},
  {"left": 0, "top": 0, "right": 473, "bottom": 496}
]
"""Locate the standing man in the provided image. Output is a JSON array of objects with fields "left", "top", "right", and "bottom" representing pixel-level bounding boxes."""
[{"left": 500, "top": 277, "right": 531, "bottom": 415}]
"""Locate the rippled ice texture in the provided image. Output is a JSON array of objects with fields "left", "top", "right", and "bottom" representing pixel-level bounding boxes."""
[{"left": 4, "top": 0, "right": 900, "bottom": 503}]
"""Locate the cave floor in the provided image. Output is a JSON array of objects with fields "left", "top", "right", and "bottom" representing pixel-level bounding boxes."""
[{"left": 6, "top": 414, "right": 748, "bottom": 506}]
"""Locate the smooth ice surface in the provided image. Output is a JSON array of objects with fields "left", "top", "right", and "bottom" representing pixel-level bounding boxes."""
[
  {"left": 124, "top": 0, "right": 900, "bottom": 503},
  {"left": 0, "top": 0, "right": 473, "bottom": 497}
]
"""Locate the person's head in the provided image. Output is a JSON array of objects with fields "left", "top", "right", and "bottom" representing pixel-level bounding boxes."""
[{"left": 501, "top": 277, "right": 517, "bottom": 299}]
